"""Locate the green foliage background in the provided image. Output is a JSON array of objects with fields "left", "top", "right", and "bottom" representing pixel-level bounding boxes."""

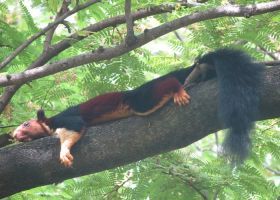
[{"left": 0, "top": 0, "right": 279, "bottom": 199}]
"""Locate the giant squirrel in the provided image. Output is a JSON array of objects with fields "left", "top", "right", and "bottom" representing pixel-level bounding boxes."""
[{"left": 13, "top": 48, "right": 263, "bottom": 166}]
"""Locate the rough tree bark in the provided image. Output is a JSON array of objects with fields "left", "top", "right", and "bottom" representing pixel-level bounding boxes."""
[{"left": 0, "top": 67, "right": 279, "bottom": 198}]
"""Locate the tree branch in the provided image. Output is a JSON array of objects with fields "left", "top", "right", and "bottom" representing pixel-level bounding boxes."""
[
  {"left": 125, "top": 0, "right": 137, "bottom": 46},
  {"left": 0, "top": 67, "right": 279, "bottom": 198},
  {"left": 0, "top": 85, "right": 21, "bottom": 114},
  {"left": 32, "top": 3, "right": 197, "bottom": 69},
  {"left": 157, "top": 164, "right": 208, "bottom": 200},
  {"left": 43, "top": 0, "right": 71, "bottom": 51},
  {"left": 258, "top": 45, "right": 279, "bottom": 60},
  {"left": 0, "top": 3, "right": 197, "bottom": 114},
  {"left": 1, "top": 1, "right": 73, "bottom": 116},
  {"left": 165, "top": 168, "right": 208, "bottom": 199},
  {"left": 1, "top": 1, "right": 280, "bottom": 87},
  {"left": 0, "top": 0, "right": 100, "bottom": 70}
]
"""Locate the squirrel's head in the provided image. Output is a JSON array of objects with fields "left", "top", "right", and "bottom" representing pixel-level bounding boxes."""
[{"left": 12, "top": 110, "right": 51, "bottom": 142}]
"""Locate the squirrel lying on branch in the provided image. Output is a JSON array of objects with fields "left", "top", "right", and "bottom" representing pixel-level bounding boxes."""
[{"left": 12, "top": 48, "right": 263, "bottom": 166}]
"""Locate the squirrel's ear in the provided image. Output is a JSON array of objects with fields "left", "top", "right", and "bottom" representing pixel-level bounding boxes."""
[{"left": 37, "top": 109, "right": 47, "bottom": 121}]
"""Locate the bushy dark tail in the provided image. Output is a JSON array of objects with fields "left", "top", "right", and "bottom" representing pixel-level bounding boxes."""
[{"left": 199, "top": 48, "right": 264, "bottom": 163}]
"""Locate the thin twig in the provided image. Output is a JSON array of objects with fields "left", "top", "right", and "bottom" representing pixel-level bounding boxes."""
[
  {"left": 104, "top": 172, "right": 132, "bottom": 199},
  {"left": 44, "top": 0, "right": 71, "bottom": 51},
  {"left": 0, "top": 45, "right": 12, "bottom": 48},
  {"left": 174, "top": 31, "right": 184, "bottom": 42},
  {"left": 263, "top": 165, "right": 280, "bottom": 175},
  {"left": 258, "top": 45, "right": 279, "bottom": 60},
  {"left": 0, "top": 124, "right": 19, "bottom": 128},
  {"left": 260, "top": 119, "right": 280, "bottom": 133},
  {"left": 155, "top": 164, "right": 209, "bottom": 200},
  {"left": 125, "top": 0, "right": 136, "bottom": 46}
]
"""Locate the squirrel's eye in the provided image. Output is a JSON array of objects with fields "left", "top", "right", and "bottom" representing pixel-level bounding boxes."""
[{"left": 23, "top": 122, "right": 30, "bottom": 127}]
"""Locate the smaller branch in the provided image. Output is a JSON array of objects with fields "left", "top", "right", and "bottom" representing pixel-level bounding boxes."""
[
  {"left": 156, "top": 164, "right": 208, "bottom": 200},
  {"left": 0, "top": 0, "right": 101, "bottom": 70},
  {"left": 0, "top": 85, "right": 21, "bottom": 114},
  {"left": 0, "top": 125, "right": 19, "bottom": 128},
  {"left": 186, "top": 180, "right": 208, "bottom": 200},
  {"left": 54, "top": 2, "right": 198, "bottom": 51},
  {"left": 104, "top": 172, "right": 132, "bottom": 199},
  {"left": 174, "top": 31, "right": 184, "bottom": 42},
  {"left": 61, "top": 21, "right": 72, "bottom": 33},
  {"left": 258, "top": 45, "right": 278, "bottom": 60},
  {"left": 260, "top": 119, "right": 280, "bottom": 133},
  {"left": 125, "top": 0, "right": 137, "bottom": 46},
  {"left": 0, "top": 45, "right": 12, "bottom": 48},
  {"left": 263, "top": 165, "right": 280, "bottom": 175},
  {"left": 44, "top": 0, "right": 71, "bottom": 51}
]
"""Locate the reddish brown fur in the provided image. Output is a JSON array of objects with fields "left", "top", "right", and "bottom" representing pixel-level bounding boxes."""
[
  {"left": 153, "top": 77, "right": 182, "bottom": 102},
  {"left": 88, "top": 104, "right": 133, "bottom": 124},
  {"left": 80, "top": 92, "right": 126, "bottom": 124},
  {"left": 133, "top": 94, "right": 173, "bottom": 116}
]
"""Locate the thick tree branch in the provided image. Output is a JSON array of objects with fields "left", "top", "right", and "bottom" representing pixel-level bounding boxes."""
[
  {"left": 0, "top": 1, "right": 280, "bottom": 87},
  {"left": 0, "top": 67, "right": 279, "bottom": 198},
  {"left": 0, "top": 0, "right": 100, "bottom": 70}
]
